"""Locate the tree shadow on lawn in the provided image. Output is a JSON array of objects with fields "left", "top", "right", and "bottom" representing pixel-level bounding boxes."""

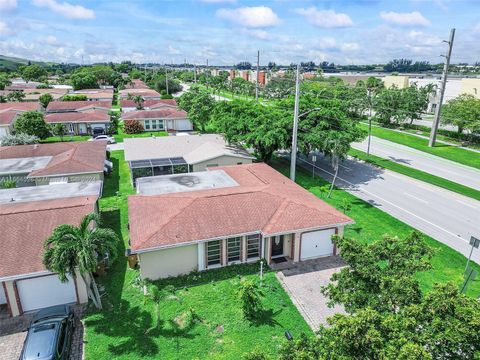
[
  {"left": 102, "top": 156, "right": 120, "bottom": 197},
  {"left": 249, "top": 308, "right": 282, "bottom": 328}
]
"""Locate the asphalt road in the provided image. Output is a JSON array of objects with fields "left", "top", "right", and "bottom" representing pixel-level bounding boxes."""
[
  {"left": 352, "top": 136, "right": 480, "bottom": 191},
  {"left": 298, "top": 153, "right": 480, "bottom": 261}
]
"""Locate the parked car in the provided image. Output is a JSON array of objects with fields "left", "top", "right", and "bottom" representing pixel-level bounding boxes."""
[
  {"left": 20, "top": 304, "right": 75, "bottom": 360},
  {"left": 89, "top": 134, "right": 116, "bottom": 144}
]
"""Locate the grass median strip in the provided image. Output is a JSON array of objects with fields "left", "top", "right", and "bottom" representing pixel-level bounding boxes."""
[
  {"left": 272, "top": 159, "right": 480, "bottom": 297},
  {"left": 349, "top": 148, "right": 480, "bottom": 201},
  {"left": 359, "top": 123, "right": 480, "bottom": 170}
]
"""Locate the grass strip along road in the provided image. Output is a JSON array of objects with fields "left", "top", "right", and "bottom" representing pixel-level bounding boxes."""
[
  {"left": 349, "top": 148, "right": 480, "bottom": 201},
  {"left": 359, "top": 123, "right": 480, "bottom": 170}
]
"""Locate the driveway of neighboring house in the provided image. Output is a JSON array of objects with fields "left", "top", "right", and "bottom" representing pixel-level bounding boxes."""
[
  {"left": 275, "top": 256, "right": 346, "bottom": 330},
  {"left": 0, "top": 305, "right": 85, "bottom": 360}
]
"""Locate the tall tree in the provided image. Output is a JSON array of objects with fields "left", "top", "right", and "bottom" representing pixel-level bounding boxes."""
[
  {"left": 14, "top": 111, "right": 51, "bottom": 139},
  {"left": 177, "top": 85, "right": 216, "bottom": 132},
  {"left": 22, "top": 64, "right": 47, "bottom": 82},
  {"left": 39, "top": 93, "right": 54, "bottom": 109},
  {"left": 442, "top": 94, "right": 480, "bottom": 135},
  {"left": 6, "top": 90, "right": 25, "bottom": 102},
  {"left": 43, "top": 212, "right": 119, "bottom": 309}
]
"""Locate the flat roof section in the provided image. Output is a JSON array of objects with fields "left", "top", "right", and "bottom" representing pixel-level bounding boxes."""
[
  {"left": 0, "top": 156, "right": 52, "bottom": 175},
  {"left": 136, "top": 170, "right": 239, "bottom": 195},
  {"left": 0, "top": 181, "right": 103, "bottom": 204}
]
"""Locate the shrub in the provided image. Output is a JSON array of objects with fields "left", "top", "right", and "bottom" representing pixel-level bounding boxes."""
[
  {"left": 36, "top": 83, "right": 53, "bottom": 89},
  {"left": 61, "top": 94, "right": 87, "bottom": 101},
  {"left": 237, "top": 278, "right": 264, "bottom": 320},
  {"left": 14, "top": 111, "right": 50, "bottom": 139},
  {"left": 243, "top": 349, "right": 271, "bottom": 360},
  {"left": 0, "top": 133, "right": 40, "bottom": 146},
  {"left": 161, "top": 93, "right": 174, "bottom": 99},
  {"left": 123, "top": 120, "right": 144, "bottom": 134},
  {"left": 0, "top": 178, "right": 17, "bottom": 189}
]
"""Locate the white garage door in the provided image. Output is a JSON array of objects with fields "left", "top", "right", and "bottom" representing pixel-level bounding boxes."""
[
  {"left": 176, "top": 119, "right": 193, "bottom": 131},
  {"left": 17, "top": 275, "right": 77, "bottom": 312},
  {"left": 0, "top": 283, "right": 6, "bottom": 305},
  {"left": 301, "top": 229, "right": 336, "bottom": 260}
]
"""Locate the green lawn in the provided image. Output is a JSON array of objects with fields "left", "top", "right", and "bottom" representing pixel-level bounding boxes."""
[
  {"left": 83, "top": 151, "right": 311, "bottom": 360},
  {"left": 272, "top": 159, "right": 480, "bottom": 296},
  {"left": 349, "top": 148, "right": 480, "bottom": 201},
  {"left": 402, "top": 128, "right": 480, "bottom": 150},
  {"left": 41, "top": 135, "right": 91, "bottom": 143},
  {"left": 113, "top": 128, "right": 168, "bottom": 143},
  {"left": 360, "top": 123, "right": 480, "bottom": 170}
]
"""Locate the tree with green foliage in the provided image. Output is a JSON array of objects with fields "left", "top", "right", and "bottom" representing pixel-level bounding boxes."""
[
  {"left": 145, "top": 284, "right": 175, "bottom": 333},
  {"left": 178, "top": 85, "right": 216, "bottom": 132},
  {"left": 14, "top": 111, "right": 50, "bottom": 139},
  {"left": 373, "top": 86, "right": 405, "bottom": 125},
  {"left": 43, "top": 212, "right": 119, "bottom": 309},
  {"left": 71, "top": 72, "right": 98, "bottom": 90},
  {"left": 212, "top": 99, "right": 291, "bottom": 162},
  {"left": 22, "top": 64, "right": 47, "bottom": 82},
  {"left": 50, "top": 123, "right": 67, "bottom": 141},
  {"left": 61, "top": 94, "right": 88, "bottom": 101},
  {"left": 6, "top": 90, "right": 25, "bottom": 102},
  {"left": 237, "top": 278, "right": 264, "bottom": 320},
  {"left": 0, "top": 133, "right": 39, "bottom": 146},
  {"left": 442, "top": 94, "right": 480, "bottom": 135},
  {"left": 39, "top": 93, "right": 53, "bottom": 109},
  {"left": 108, "top": 111, "right": 120, "bottom": 134},
  {"left": 242, "top": 348, "right": 270, "bottom": 360},
  {"left": 322, "top": 232, "right": 432, "bottom": 313},
  {"left": 0, "top": 73, "right": 11, "bottom": 90}
]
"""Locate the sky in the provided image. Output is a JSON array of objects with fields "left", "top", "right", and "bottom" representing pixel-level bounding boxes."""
[{"left": 0, "top": 0, "right": 479, "bottom": 65}]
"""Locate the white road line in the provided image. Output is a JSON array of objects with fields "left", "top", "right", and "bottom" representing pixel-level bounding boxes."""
[
  {"left": 404, "top": 192, "right": 429, "bottom": 204},
  {"left": 299, "top": 157, "right": 470, "bottom": 245}
]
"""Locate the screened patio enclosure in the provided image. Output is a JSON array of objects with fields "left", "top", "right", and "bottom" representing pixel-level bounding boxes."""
[{"left": 129, "top": 157, "right": 190, "bottom": 184}]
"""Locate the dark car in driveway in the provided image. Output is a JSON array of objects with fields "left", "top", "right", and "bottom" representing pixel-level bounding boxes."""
[{"left": 20, "top": 305, "right": 75, "bottom": 360}]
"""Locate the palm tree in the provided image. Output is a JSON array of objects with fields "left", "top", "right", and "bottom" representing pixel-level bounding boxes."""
[
  {"left": 133, "top": 95, "right": 144, "bottom": 110},
  {"left": 43, "top": 212, "right": 119, "bottom": 309}
]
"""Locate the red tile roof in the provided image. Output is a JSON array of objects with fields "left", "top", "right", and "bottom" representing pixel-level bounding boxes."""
[
  {"left": 0, "top": 141, "right": 107, "bottom": 177},
  {"left": 0, "top": 102, "right": 41, "bottom": 112},
  {"left": 122, "top": 108, "right": 187, "bottom": 120},
  {"left": 0, "top": 196, "right": 97, "bottom": 279},
  {"left": 0, "top": 111, "right": 18, "bottom": 126},
  {"left": 120, "top": 99, "right": 177, "bottom": 108},
  {"left": 46, "top": 100, "right": 112, "bottom": 112},
  {"left": 128, "top": 163, "right": 353, "bottom": 252},
  {"left": 45, "top": 110, "right": 110, "bottom": 124}
]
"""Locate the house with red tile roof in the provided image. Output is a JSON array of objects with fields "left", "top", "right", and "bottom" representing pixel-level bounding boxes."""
[
  {"left": 46, "top": 100, "right": 112, "bottom": 113},
  {"left": 121, "top": 108, "right": 193, "bottom": 132},
  {"left": 118, "top": 88, "right": 161, "bottom": 100},
  {"left": 0, "top": 141, "right": 107, "bottom": 186},
  {"left": 127, "top": 163, "right": 353, "bottom": 280},
  {"left": 0, "top": 192, "right": 99, "bottom": 316},
  {"left": 120, "top": 99, "right": 177, "bottom": 113},
  {"left": 0, "top": 102, "right": 42, "bottom": 138}
]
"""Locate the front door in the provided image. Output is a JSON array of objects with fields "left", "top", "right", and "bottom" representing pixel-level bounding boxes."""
[{"left": 271, "top": 235, "right": 284, "bottom": 258}]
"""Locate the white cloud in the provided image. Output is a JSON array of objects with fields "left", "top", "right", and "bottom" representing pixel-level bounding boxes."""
[
  {"left": 341, "top": 42, "right": 360, "bottom": 52},
  {"left": 43, "top": 35, "right": 57, "bottom": 45},
  {"left": 317, "top": 37, "right": 338, "bottom": 50},
  {"left": 216, "top": 6, "right": 279, "bottom": 28},
  {"left": 32, "top": 0, "right": 95, "bottom": 19},
  {"left": 241, "top": 28, "right": 269, "bottom": 40},
  {"left": 408, "top": 30, "right": 440, "bottom": 45},
  {"left": 0, "top": 21, "right": 16, "bottom": 37},
  {"left": 380, "top": 11, "right": 430, "bottom": 26},
  {"left": 167, "top": 45, "right": 181, "bottom": 55},
  {"left": 474, "top": 23, "right": 480, "bottom": 32},
  {"left": 0, "top": 0, "right": 16, "bottom": 10},
  {"left": 294, "top": 7, "right": 353, "bottom": 28}
]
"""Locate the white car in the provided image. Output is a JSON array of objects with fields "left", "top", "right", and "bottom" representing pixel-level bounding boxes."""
[{"left": 89, "top": 135, "right": 116, "bottom": 144}]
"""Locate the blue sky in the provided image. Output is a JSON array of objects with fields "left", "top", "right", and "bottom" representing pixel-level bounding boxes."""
[{"left": 1, "top": 0, "right": 479, "bottom": 65}]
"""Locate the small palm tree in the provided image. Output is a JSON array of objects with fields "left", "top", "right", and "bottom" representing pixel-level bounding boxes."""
[{"left": 43, "top": 212, "right": 119, "bottom": 309}]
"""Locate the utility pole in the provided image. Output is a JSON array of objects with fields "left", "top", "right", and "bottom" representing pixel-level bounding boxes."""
[
  {"left": 290, "top": 64, "right": 301, "bottom": 182},
  {"left": 255, "top": 50, "right": 260, "bottom": 101},
  {"left": 429, "top": 28, "right": 455, "bottom": 147},
  {"left": 194, "top": 63, "right": 197, "bottom": 83},
  {"left": 206, "top": 59, "right": 209, "bottom": 89},
  {"left": 165, "top": 65, "right": 169, "bottom": 95}
]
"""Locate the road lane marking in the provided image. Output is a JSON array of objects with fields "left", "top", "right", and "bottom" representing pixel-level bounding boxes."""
[{"left": 403, "top": 192, "right": 429, "bottom": 204}]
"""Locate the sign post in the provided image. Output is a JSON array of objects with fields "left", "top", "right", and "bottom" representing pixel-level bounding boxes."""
[
  {"left": 311, "top": 155, "right": 317, "bottom": 178},
  {"left": 465, "top": 236, "right": 480, "bottom": 273}
]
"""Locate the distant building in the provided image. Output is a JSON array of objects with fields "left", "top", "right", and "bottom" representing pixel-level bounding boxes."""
[{"left": 383, "top": 75, "right": 409, "bottom": 89}]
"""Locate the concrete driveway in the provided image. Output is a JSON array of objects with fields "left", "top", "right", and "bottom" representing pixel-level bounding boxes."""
[
  {"left": 276, "top": 256, "right": 345, "bottom": 330},
  {"left": 0, "top": 305, "right": 85, "bottom": 360}
]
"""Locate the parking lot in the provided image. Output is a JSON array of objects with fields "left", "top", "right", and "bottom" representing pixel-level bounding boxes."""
[
  {"left": 276, "top": 256, "right": 346, "bottom": 330},
  {"left": 0, "top": 305, "right": 85, "bottom": 360}
]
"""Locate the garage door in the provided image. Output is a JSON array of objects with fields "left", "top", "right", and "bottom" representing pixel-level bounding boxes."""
[
  {"left": 17, "top": 275, "right": 77, "bottom": 312},
  {"left": 301, "top": 229, "right": 336, "bottom": 260},
  {"left": 0, "top": 283, "right": 6, "bottom": 305},
  {"left": 176, "top": 119, "right": 193, "bottom": 131}
]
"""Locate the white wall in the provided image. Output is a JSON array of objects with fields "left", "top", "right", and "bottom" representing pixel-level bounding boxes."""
[{"left": 192, "top": 155, "right": 253, "bottom": 172}]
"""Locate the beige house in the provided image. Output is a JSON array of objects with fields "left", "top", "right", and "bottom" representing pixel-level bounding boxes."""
[
  {"left": 0, "top": 141, "right": 107, "bottom": 187},
  {"left": 460, "top": 78, "right": 480, "bottom": 99},
  {"left": 383, "top": 75, "right": 409, "bottom": 89},
  {"left": 124, "top": 134, "right": 254, "bottom": 184},
  {"left": 121, "top": 108, "right": 193, "bottom": 132},
  {"left": 127, "top": 163, "right": 353, "bottom": 280},
  {"left": 0, "top": 187, "right": 102, "bottom": 316}
]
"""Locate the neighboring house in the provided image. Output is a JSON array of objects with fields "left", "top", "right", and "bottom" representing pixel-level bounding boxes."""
[
  {"left": 22, "top": 88, "right": 68, "bottom": 102},
  {"left": 118, "top": 88, "right": 161, "bottom": 100},
  {"left": 0, "top": 182, "right": 102, "bottom": 316},
  {"left": 121, "top": 108, "right": 193, "bottom": 132},
  {"left": 124, "top": 134, "right": 254, "bottom": 184},
  {"left": 125, "top": 79, "right": 150, "bottom": 89},
  {"left": 383, "top": 75, "right": 409, "bottom": 89},
  {"left": 72, "top": 89, "right": 115, "bottom": 102},
  {"left": 127, "top": 163, "right": 353, "bottom": 280},
  {"left": 45, "top": 110, "right": 111, "bottom": 135},
  {"left": 46, "top": 100, "right": 112, "bottom": 113},
  {"left": 0, "top": 102, "right": 42, "bottom": 138},
  {"left": 120, "top": 99, "right": 178, "bottom": 113},
  {"left": 0, "top": 141, "right": 107, "bottom": 186}
]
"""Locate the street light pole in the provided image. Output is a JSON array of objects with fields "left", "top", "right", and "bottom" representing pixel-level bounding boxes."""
[{"left": 290, "top": 64, "right": 301, "bottom": 182}]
